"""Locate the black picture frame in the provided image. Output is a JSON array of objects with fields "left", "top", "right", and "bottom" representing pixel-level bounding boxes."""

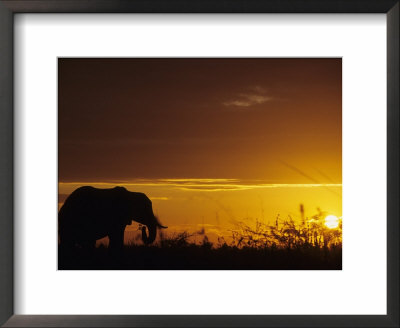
[{"left": 0, "top": 1, "right": 398, "bottom": 327}]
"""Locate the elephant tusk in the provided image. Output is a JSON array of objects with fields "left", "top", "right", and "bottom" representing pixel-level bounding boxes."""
[{"left": 154, "top": 216, "right": 167, "bottom": 229}]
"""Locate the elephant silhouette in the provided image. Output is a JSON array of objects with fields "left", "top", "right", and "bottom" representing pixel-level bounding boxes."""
[{"left": 58, "top": 186, "right": 167, "bottom": 250}]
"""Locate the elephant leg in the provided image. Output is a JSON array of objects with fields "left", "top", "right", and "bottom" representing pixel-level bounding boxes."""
[
  {"left": 109, "top": 227, "right": 125, "bottom": 251},
  {"left": 81, "top": 239, "right": 96, "bottom": 249},
  {"left": 59, "top": 235, "right": 76, "bottom": 253}
]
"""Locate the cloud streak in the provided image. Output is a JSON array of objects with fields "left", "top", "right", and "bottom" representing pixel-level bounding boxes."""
[
  {"left": 59, "top": 179, "right": 342, "bottom": 193},
  {"left": 223, "top": 85, "right": 272, "bottom": 109}
]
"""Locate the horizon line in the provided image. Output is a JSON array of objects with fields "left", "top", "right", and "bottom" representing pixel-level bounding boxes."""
[{"left": 58, "top": 179, "right": 342, "bottom": 192}]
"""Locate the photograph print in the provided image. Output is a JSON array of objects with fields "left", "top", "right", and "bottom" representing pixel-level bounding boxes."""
[{"left": 58, "top": 58, "right": 342, "bottom": 270}]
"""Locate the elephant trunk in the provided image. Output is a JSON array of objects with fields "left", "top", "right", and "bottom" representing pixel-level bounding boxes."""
[{"left": 141, "top": 223, "right": 157, "bottom": 244}]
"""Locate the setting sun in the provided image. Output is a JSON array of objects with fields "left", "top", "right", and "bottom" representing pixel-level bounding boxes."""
[{"left": 324, "top": 215, "right": 340, "bottom": 229}]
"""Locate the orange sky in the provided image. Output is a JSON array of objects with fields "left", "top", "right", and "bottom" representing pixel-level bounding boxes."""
[{"left": 58, "top": 58, "right": 342, "bottom": 242}]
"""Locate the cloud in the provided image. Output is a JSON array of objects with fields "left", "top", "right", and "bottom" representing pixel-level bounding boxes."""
[
  {"left": 223, "top": 86, "right": 272, "bottom": 109},
  {"left": 150, "top": 196, "right": 169, "bottom": 201},
  {"left": 59, "top": 179, "right": 342, "bottom": 193}
]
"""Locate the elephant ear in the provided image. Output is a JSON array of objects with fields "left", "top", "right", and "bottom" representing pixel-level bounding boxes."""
[{"left": 112, "top": 186, "right": 132, "bottom": 225}]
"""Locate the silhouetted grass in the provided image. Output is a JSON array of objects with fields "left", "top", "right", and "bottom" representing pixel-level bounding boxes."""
[{"left": 58, "top": 206, "right": 342, "bottom": 270}]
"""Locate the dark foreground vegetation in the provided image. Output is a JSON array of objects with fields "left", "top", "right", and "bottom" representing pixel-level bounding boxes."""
[
  {"left": 59, "top": 208, "right": 342, "bottom": 270},
  {"left": 59, "top": 242, "right": 341, "bottom": 270}
]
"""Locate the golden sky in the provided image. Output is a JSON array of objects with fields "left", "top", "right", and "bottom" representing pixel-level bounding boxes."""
[{"left": 58, "top": 58, "right": 342, "bottom": 241}]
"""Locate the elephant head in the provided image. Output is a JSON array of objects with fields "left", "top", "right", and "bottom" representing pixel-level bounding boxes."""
[{"left": 115, "top": 187, "right": 167, "bottom": 244}]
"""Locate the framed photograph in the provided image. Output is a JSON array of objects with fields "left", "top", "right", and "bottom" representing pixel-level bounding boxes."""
[{"left": 0, "top": 0, "right": 398, "bottom": 327}]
